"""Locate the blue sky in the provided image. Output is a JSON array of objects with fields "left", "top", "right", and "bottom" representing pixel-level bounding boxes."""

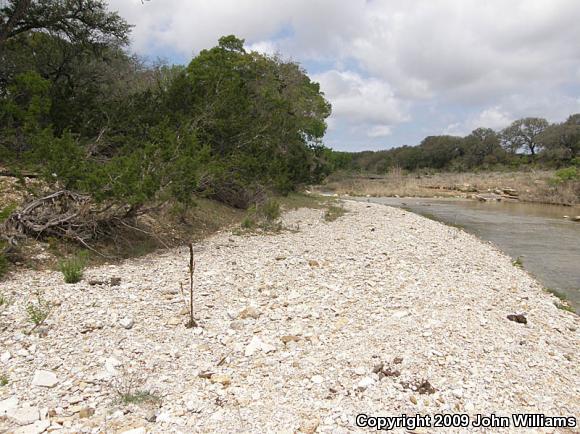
[{"left": 109, "top": 0, "right": 580, "bottom": 151}]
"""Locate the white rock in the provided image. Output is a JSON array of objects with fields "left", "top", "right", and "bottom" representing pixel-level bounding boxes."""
[
  {"left": 119, "top": 317, "right": 134, "bottom": 329},
  {"left": 392, "top": 310, "right": 410, "bottom": 319},
  {"left": 452, "top": 388, "right": 464, "bottom": 399},
  {"left": 6, "top": 407, "right": 40, "bottom": 425},
  {"left": 311, "top": 375, "right": 324, "bottom": 384},
  {"left": 356, "top": 377, "right": 375, "bottom": 392},
  {"left": 245, "top": 336, "right": 262, "bottom": 356},
  {"left": 120, "top": 428, "right": 146, "bottom": 434},
  {"left": 244, "top": 336, "right": 276, "bottom": 356},
  {"left": 0, "top": 396, "right": 19, "bottom": 415},
  {"left": 14, "top": 420, "right": 50, "bottom": 434},
  {"left": 0, "top": 351, "right": 11, "bottom": 363},
  {"left": 104, "top": 357, "right": 121, "bottom": 375},
  {"left": 31, "top": 370, "right": 58, "bottom": 388}
]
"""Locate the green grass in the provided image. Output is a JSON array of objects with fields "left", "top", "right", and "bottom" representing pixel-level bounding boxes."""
[
  {"left": 0, "top": 204, "right": 17, "bottom": 223},
  {"left": 0, "top": 292, "right": 8, "bottom": 307},
  {"left": 545, "top": 288, "right": 577, "bottom": 314},
  {"left": 260, "top": 199, "right": 281, "bottom": 221},
  {"left": 0, "top": 253, "right": 8, "bottom": 279},
  {"left": 119, "top": 390, "right": 160, "bottom": 405},
  {"left": 58, "top": 251, "right": 88, "bottom": 283},
  {"left": 324, "top": 205, "right": 346, "bottom": 222},
  {"left": 26, "top": 299, "right": 51, "bottom": 326}
]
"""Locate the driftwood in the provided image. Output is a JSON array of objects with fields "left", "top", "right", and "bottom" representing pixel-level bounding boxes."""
[{"left": 0, "top": 190, "right": 138, "bottom": 255}]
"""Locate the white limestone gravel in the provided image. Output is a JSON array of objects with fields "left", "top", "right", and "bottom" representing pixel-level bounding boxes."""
[{"left": 0, "top": 200, "right": 578, "bottom": 433}]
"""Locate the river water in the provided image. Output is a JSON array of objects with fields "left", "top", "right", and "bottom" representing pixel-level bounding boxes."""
[{"left": 351, "top": 196, "right": 580, "bottom": 310}]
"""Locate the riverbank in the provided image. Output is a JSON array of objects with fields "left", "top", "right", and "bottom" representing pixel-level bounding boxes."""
[
  {"left": 350, "top": 196, "right": 580, "bottom": 313},
  {"left": 317, "top": 170, "right": 580, "bottom": 206},
  {"left": 1, "top": 201, "right": 578, "bottom": 433}
]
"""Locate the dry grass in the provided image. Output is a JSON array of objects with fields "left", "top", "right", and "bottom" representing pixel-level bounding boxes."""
[{"left": 316, "top": 170, "right": 580, "bottom": 206}]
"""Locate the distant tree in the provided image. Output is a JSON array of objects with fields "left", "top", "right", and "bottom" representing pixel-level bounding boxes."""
[
  {"left": 462, "top": 127, "right": 505, "bottom": 168},
  {"left": 538, "top": 114, "right": 580, "bottom": 163},
  {"left": 500, "top": 117, "right": 549, "bottom": 156}
]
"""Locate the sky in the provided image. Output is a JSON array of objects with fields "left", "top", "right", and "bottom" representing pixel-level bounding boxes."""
[{"left": 108, "top": 0, "right": 580, "bottom": 151}]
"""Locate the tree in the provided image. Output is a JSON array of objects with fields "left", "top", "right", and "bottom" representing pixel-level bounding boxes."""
[
  {"left": 500, "top": 117, "right": 549, "bottom": 156},
  {"left": 0, "top": 0, "right": 130, "bottom": 47},
  {"left": 166, "top": 35, "right": 331, "bottom": 198},
  {"left": 538, "top": 114, "right": 580, "bottom": 163},
  {"left": 462, "top": 127, "right": 505, "bottom": 168}
]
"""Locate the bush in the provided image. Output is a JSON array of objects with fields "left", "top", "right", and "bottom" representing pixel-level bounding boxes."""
[
  {"left": 241, "top": 216, "right": 255, "bottom": 229},
  {"left": 26, "top": 293, "right": 51, "bottom": 326},
  {"left": 59, "top": 251, "right": 88, "bottom": 283},
  {"left": 554, "top": 167, "right": 579, "bottom": 182},
  {"left": 260, "top": 199, "right": 281, "bottom": 222}
]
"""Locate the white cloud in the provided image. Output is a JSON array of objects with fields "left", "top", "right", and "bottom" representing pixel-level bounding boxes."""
[
  {"left": 313, "top": 70, "right": 408, "bottom": 132},
  {"left": 469, "top": 107, "right": 514, "bottom": 131},
  {"left": 368, "top": 125, "right": 392, "bottom": 138}
]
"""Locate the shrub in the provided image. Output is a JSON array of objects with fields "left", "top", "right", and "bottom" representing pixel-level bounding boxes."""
[
  {"left": 119, "top": 390, "right": 159, "bottom": 405},
  {"left": 26, "top": 293, "right": 51, "bottom": 326},
  {"left": 553, "top": 167, "right": 579, "bottom": 183},
  {"left": 0, "top": 373, "right": 8, "bottom": 386},
  {"left": 59, "top": 251, "right": 88, "bottom": 283},
  {"left": 324, "top": 205, "right": 346, "bottom": 222},
  {"left": 241, "top": 216, "right": 255, "bottom": 229},
  {"left": 260, "top": 199, "right": 281, "bottom": 222}
]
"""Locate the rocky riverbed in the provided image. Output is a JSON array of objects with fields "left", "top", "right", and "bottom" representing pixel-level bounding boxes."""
[{"left": 0, "top": 201, "right": 578, "bottom": 433}]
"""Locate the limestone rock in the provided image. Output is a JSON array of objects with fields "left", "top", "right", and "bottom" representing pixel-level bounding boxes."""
[
  {"left": 6, "top": 406, "right": 40, "bottom": 425},
  {"left": 31, "top": 370, "right": 58, "bottom": 388},
  {"left": 119, "top": 317, "right": 134, "bottom": 329},
  {"left": 238, "top": 306, "right": 260, "bottom": 320}
]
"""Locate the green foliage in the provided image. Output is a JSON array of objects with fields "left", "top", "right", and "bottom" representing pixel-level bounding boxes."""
[
  {"left": 545, "top": 288, "right": 577, "bottom": 314},
  {"left": 0, "top": 204, "right": 17, "bottom": 222},
  {"left": 0, "top": 291, "right": 8, "bottom": 307},
  {"left": 241, "top": 216, "right": 255, "bottom": 229},
  {"left": 324, "top": 205, "right": 346, "bottom": 222},
  {"left": 0, "top": 374, "right": 8, "bottom": 386},
  {"left": 119, "top": 390, "right": 160, "bottom": 405},
  {"left": 26, "top": 292, "right": 51, "bottom": 326},
  {"left": 59, "top": 252, "right": 88, "bottom": 283},
  {"left": 260, "top": 199, "right": 281, "bottom": 222},
  {"left": 240, "top": 199, "right": 282, "bottom": 231},
  {"left": 512, "top": 256, "right": 524, "bottom": 268},
  {"left": 0, "top": 253, "right": 8, "bottom": 279},
  {"left": 554, "top": 167, "right": 579, "bottom": 182}
]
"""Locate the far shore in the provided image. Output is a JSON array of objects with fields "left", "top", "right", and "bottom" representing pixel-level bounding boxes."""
[{"left": 315, "top": 170, "right": 580, "bottom": 207}]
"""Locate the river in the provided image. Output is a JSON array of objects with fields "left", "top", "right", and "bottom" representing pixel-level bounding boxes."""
[{"left": 351, "top": 196, "right": 580, "bottom": 310}]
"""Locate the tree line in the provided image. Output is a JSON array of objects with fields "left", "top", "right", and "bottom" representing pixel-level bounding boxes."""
[
  {"left": 325, "top": 116, "right": 580, "bottom": 174},
  {"left": 0, "top": 0, "right": 332, "bottom": 209}
]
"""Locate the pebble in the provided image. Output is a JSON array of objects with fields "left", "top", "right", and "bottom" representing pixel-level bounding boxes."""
[
  {"left": 1, "top": 351, "right": 11, "bottom": 362},
  {"left": 356, "top": 377, "right": 375, "bottom": 391},
  {"left": 311, "top": 375, "right": 324, "bottom": 384},
  {"left": 119, "top": 317, "right": 134, "bottom": 329},
  {"left": 0, "top": 201, "right": 577, "bottom": 433}
]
